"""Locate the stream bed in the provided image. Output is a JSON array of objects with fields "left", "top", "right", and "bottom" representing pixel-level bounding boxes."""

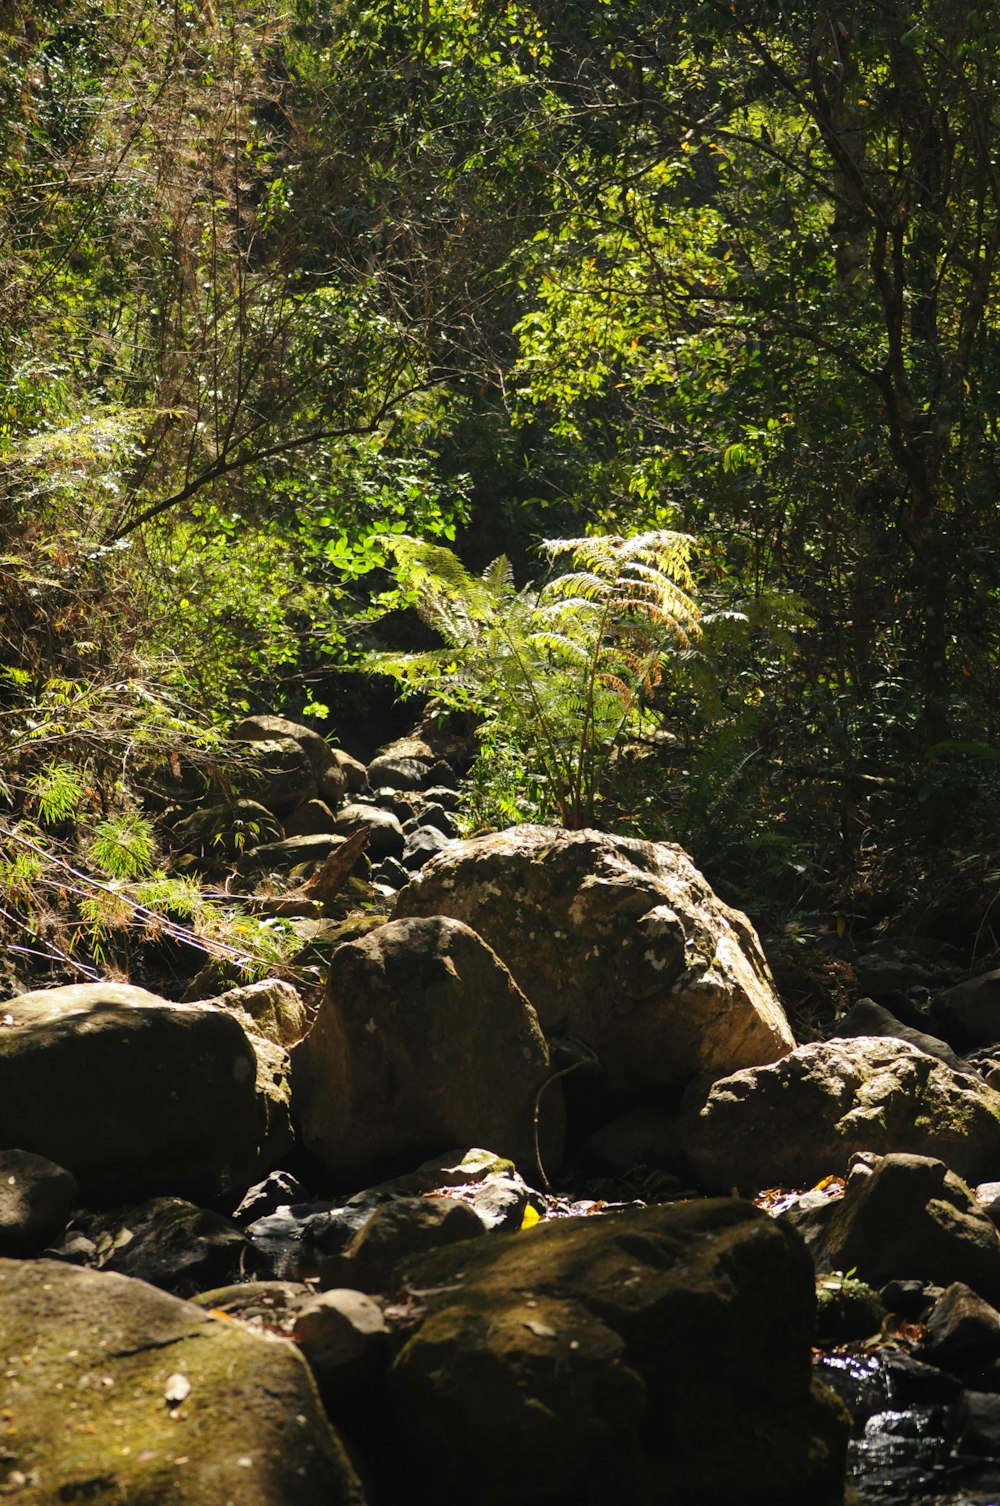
[{"left": 817, "top": 1351, "right": 1000, "bottom": 1505}]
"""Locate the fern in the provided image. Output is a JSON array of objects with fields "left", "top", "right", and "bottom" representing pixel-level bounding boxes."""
[
  {"left": 87, "top": 815, "right": 157, "bottom": 879},
  {"left": 369, "top": 530, "right": 700, "bottom": 827},
  {"left": 28, "top": 761, "right": 88, "bottom": 825}
]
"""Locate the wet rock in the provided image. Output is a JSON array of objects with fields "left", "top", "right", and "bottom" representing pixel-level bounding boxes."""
[
  {"left": 394, "top": 825, "right": 793, "bottom": 1091},
  {"left": 333, "top": 802, "right": 406, "bottom": 860},
  {"left": 681, "top": 1037, "right": 1000, "bottom": 1193},
  {"left": 921, "top": 1283, "right": 1000, "bottom": 1370},
  {"left": 291, "top": 916, "right": 553, "bottom": 1182},
  {"left": 789, "top": 1154, "right": 1000, "bottom": 1304},
  {"left": 319, "top": 1194, "right": 486, "bottom": 1294},
  {"left": 836, "top": 997, "right": 969, "bottom": 1072},
  {"left": 952, "top": 1391, "right": 1000, "bottom": 1456},
  {"left": 0, "top": 1258, "right": 365, "bottom": 1505},
  {"left": 389, "top": 1198, "right": 848, "bottom": 1506},
  {"left": 0, "top": 983, "right": 280, "bottom": 1203},
  {"left": 78, "top": 1197, "right": 248, "bottom": 1296},
  {"left": 0, "top": 1149, "right": 77, "bottom": 1255}
]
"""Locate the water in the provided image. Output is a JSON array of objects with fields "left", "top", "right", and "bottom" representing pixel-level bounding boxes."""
[{"left": 816, "top": 1351, "right": 1000, "bottom": 1505}]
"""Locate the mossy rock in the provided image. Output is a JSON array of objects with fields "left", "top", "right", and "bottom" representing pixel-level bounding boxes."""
[
  {"left": 0, "top": 1258, "right": 365, "bottom": 1505},
  {"left": 815, "top": 1274, "right": 887, "bottom": 1345}
]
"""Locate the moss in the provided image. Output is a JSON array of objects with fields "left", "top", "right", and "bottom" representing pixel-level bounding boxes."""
[{"left": 815, "top": 1274, "right": 886, "bottom": 1345}]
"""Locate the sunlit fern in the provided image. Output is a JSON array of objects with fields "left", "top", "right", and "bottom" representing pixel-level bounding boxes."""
[{"left": 369, "top": 531, "right": 700, "bottom": 827}]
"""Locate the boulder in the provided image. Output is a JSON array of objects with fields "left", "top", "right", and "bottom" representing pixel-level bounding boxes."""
[
  {"left": 233, "top": 735, "right": 317, "bottom": 816},
  {"left": 333, "top": 802, "right": 406, "bottom": 861},
  {"left": 318, "top": 1195, "right": 486, "bottom": 1293},
  {"left": 235, "top": 714, "right": 343, "bottom": 786},
  {"left": 366, "top": 753, "right": 431, "bottom": 790},
  {"left": 284, "top": 799, "right": 340, "bottom": 837},
  {"left": 77, "top": 1197, "right": 248, "bottom": 1296},
  {"left": 921, "top": 1282, "right": 1000, "bottom": 1370},
  {"left": 170, "top": 798, "right": 283, "bottom": 858},
  {"left": 0, "top": 1258, "right": 365, "bottom": 1505},
  {"left": 0, "top": 1149, "right": 78, "bottom": 1255},
  {"left": 934, "top": 968, "right": 1000, "bottom": 1047},
  {"left": 290, "top": 916, "right": 552, "bottom": 1182},
  {"left": 236, "top": 832, "right": 345, "bottom": 874},
  {"left": 393, "top": 825, "right": 793, "bottom": 1090},
  {"left": 400, "top": 825, "right": 452, "bottom": 870},
  {"left": 330, "top": 747, "right": 369, "bottom": 794},
  {"left": 836, "top": 997, "right": 969, "bottom": 1073},
  {"left": 294, "top": 1288, "right": 389, "bottom": 1402},
  {"left": 681, "top": 1037, "right": 1000, "bottom": 1194},
  {"left": 789, "top": 1154, "right": 1000, "bottom": 1305},
  {"left": 0, "top": 982, "right": 280, "bottom": 1202},
  {"left": 205, "top": 979, "right": 308, "bottom": 1047},
  {"left": 388, "top": 1199, "right": 848, "bottom": 1506}
]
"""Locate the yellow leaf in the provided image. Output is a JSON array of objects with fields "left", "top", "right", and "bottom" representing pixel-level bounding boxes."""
[{"left": 520, "top": 1204, "right": 541, "bottom": 1230}]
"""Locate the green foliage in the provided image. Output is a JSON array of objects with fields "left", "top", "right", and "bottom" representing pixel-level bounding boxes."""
[
  {"left": 370, "top": 531, "right": 699, "bottom": 827},
  {"left": 87, "top": 815, "right": 157, "bottom": 880},
  {"left": 27, "top": 763, "right": 89, "bottom": 826}
]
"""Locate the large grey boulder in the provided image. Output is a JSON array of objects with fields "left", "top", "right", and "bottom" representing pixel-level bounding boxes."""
[
  {"left": 393, "top": 825, "right": 793, "bottom": 1090},
  {"left": 0, "top": 1258, "right": 365, "bottom": 1505},
  {"left": 235, "top": 713, "right": 347, "bottom": 806},
  {"left": 291, "top": 916, "right": 552, "bottom": 1182},
  {"left": 388, "top": 1198, "right": 848, "bottom": 1506},
  {"left": 232, "top": 734, "right": 317, "bottom": 816},
  {"left": 0, "top": 982, "right": 289, "bottom": 1202},
  {"left": 681, "top": 1037, "right": 1000, "bottom": 1194}
]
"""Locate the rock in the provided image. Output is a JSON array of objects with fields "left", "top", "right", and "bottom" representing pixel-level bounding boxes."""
[
  {"left": 681, "top": 1037, "right": 1000, "bottom": 1193},
  {"left": 789, "top": 1153, "right": 1000, "bottom": 1304},
  {"left": 235, "top": 714, "right": 343, "bottom": 787},
  {"left": 0, "top": 1149, "right": 78, "bottom": 1255},
  {"left": 236, "top": 832, "right": 346, "bottom": 874},
  {"left": 388, "top": 1198, "right": 848, "bottom": 1506},
  {"left": 422, "top": 785, "right": 462, "bottom": 811},
  {"left": 233, "top": 1171, "right": 309, "bottom": 1225},
  {"left": 333, "top": 802, "right": 406, "bottom": 860},
  {"left": 330, "top": 747, "right": 369, "bottom": 794},
  {"left": 880, "top": 1279, "right": 930, "bottom": 1318},
  {"left": 78, "top": 1197, "right": 248, "bottom": 1296},
  {"left": 291, "top": 916, "right": 553, "bottom": 1182},
  {"left": 0, "top": 982, "right": 279, "bottom": 1203},
  {"left": 319, "top": 1195, "right": 486, "bottom": 1293},
  {"left": 935, "top": 969, "right": 1000, "bottom": 1047},
  {"left": 170, "top": 799, "right": 282, "bottom": 858},
  {"left": 366, "top": 753, "right": 432, "bottom": 790},
  {"left": 0, "top": 1258, "right": 365, "bottom": 1505},
  {"left": 371, "top": 856, "right": 411, "bottom": 890},
  {"left": 206, "top": 979, "right": 308, "bottom": 1046},
  {"left": 393, "top": 826, "right": 793, "bottom": 1091},
  {"left": 400, "top": 825, "right": 452, "bottom": 870},
  {"left": 293, "top": 1289, "right": 389, "bottom": 1401},
  {"left": 921, "top": 1282, "right": 1000, "bottom": 1370},
  {"left": 953, "top": 1391, "right": 1000, "bottom": 1457},
  {"left": 284, "top": 799, "right": 340, "bottom": 837},
  {"left": 190, "top": 1279, "right": 309, "bottom": 1320},
  {"left": 402, "top": 803, "right": 458, "bottom": 837},
  {"left": 814, "top": 1272, "right": 886, "bottom": 1344},
  {"left": 836, "top": 997, "right": 970, "bottom": 1072},
  {"left": 233, "top": 735, "right": 317, "bottom": 816},
  {"left": 462, "top": 1172, "right": 532, "bottom": 1231}
]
